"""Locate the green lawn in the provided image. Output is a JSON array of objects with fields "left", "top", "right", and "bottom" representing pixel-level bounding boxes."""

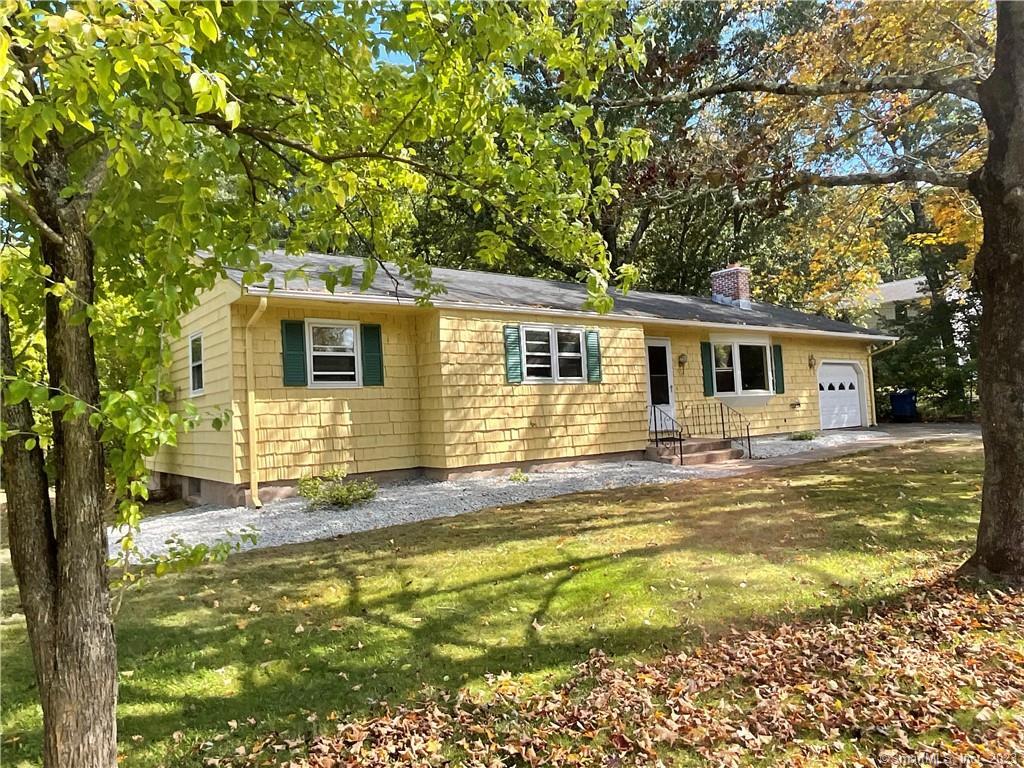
[{"left": 0, "top": 440, "right": 994, "bottom": 766}]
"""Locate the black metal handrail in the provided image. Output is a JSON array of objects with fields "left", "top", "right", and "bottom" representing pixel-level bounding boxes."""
[
  {"left": 649, "top": 401, "right": 754, "bottom": 460},
  {"left": 681, "top": 399, "right": 753, "bottom": 457},
  {"left": 649, "top": 406, "right": 686, "bottom": 464}
]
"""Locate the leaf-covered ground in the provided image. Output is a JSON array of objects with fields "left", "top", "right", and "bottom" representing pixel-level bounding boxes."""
[
  {"left": 3, "top": 439, "right": 1016, "bottom": 766},
  {"left": 220, "top": 575, "right": 1024, "bottom": 767}
]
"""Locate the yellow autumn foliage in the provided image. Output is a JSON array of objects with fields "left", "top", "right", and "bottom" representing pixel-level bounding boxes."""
[
  {"left": 739, "top": 2, "right": 989, "bottom": 311},
  {"left": 763, "top": 188, "right": 889, "bottom": 317}
]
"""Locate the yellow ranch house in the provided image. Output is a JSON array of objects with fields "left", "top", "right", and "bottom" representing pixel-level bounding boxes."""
[{"left": 152, "top": 254, "right": 895, "bottom": 505}]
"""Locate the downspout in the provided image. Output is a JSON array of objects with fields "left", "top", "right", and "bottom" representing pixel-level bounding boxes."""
[
  {"left": 866, "top": 344, "right": 877, "bottom": 426},
  {"left": 245, "top": 297, "right": 268, "bottom": 507}
]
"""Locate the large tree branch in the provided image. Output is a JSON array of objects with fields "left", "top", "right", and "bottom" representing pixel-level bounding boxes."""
[
  {"left": 0, "top": 184, "right": 65, "bottom": 246},
  {"left": 729, "top": 165, "right": 972, "bottom": 212},
  {"left": 69, "top": 151, "right": 111, "bottom": 216},
  {"left": 189, "top": 116, "right": 469, "bottom": 187},
  {"left": 603, "top": 72, "right": 980, "bottom": 109},
  {"left": 623, "top": 204, "right": 653, "bottom": 263},
  {"left": 790, "top": 167, "right": 971, "bottom": 190}
]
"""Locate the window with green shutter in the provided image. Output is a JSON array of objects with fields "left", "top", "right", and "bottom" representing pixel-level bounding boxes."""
[
  {"left": 585, "top": 329, "right": 602, "bottom": 382},
  {"left": 502, "top": 325, "right": 608, "bottom": 384},
  {"left": 702, "top": 339, "right": 776, "bottom": 395},
  {"left": 699, "top": 341, "right": 714, "bottom": 396},
  {"left": 307, "top": 320, "right": 359, "bottom": 386},
  {"left": 772, "top": 343, "right": 785, "bottom": 394},
  {"left": 503, "top": 325, "right": 523, "bottom": 383},
  {"left": 281, "top": 320, "right": 307, "bottom": 386},
  {"left": 360, "top": 324, "right": 384, "bottom": 386},
  {"left": 514, "top": 324, "right": 599, "bottom": 383}
]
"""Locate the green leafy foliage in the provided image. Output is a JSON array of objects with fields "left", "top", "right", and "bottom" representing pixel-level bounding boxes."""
[
  {"left": 109, "top": 529, "right": 260, "bottom": 610},
  {"left": 871, "top": 203, "right": 980, "bottom": 418},
  {"left": 789, "top": 430, "right": 817, "bottom": 441},
  {"left": 298, "top": 469, "right": 377, "bottom": 510},
  {"left": 874, "top": 299, "right": 980, "bottom": 419},
  {"left": 1, "top": 0, "right": 650, "bottom": 566}
]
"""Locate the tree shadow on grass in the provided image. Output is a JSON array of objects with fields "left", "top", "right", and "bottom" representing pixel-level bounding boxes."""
[{"left": 0, "top": 441, "right": 985, "bottom": 766}]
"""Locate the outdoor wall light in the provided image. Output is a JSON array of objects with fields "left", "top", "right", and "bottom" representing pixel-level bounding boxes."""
[
  {"left": 677, "top": 353, "right": 688, "bottom": 369},
  {"left": 808, "top": 353, "right": 817, "bottom": 370}
]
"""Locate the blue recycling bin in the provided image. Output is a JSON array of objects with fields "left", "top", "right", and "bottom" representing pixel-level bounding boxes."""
[{"left": 889, "top": 389, "right": 918, "bottom": 422}]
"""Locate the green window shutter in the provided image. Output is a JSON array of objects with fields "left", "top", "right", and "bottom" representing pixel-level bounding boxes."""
[
  {"left": 360, "top": 324, "right": 384, "bottom": 386},
  {"left": 585, "top": 329, "right": 602, "bottom": 383},
  {"left": 700, "top": 341, "right": 714, "bottom": 397},
  {"left": 503, "top": 325, "right": 522, "bottom": 383},
  {"left": 281, "top": 320, "right": 307, "bottom": 386},
  {"left": 772, "top": 343, "right": 785, "bottom": 394}
]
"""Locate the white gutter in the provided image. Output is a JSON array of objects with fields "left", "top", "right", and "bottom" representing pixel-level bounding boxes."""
[
  {"left": 244, "top": 296, "right": 268, "bottom": 508},
  {"left": 242, "top": 286, "right": 897, "bottom": 343}
]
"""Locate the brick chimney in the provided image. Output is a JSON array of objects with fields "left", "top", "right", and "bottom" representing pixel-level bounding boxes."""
[{"left": 710, "top": 264, "right": 752, "bottom": 309}]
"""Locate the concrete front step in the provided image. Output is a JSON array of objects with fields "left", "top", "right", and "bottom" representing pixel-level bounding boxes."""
[
  {"left": 645, "top": 439, "right": 744, "bottom": 466},
  {"left": 651, "top": 437, "right": 733, "bottom": 455}
]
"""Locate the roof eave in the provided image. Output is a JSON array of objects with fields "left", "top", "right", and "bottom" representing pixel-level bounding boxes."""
[{"left": 242, "top": 285, "right": 897, "bottom": 343}]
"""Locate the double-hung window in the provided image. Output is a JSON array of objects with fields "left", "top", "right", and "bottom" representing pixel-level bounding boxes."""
[
  {"left": 555, "top": 329, "right": 585, "bottom": 379},
  {"left": 522, "top": 325, "right": 586, "bottom": 382},
  {"left": 189, "top": 332, "right": 204, "bottom": 395},
  {"left": 307, "top": 320, "right": 360, "bottom": 386},
  {"left": 713, "top": 341, "right": 771, "bottom": 394}
]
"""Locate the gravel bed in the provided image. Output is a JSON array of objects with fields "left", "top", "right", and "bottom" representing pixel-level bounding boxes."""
[
  {"left": 114, "top": 460, "right": 737, "bottom": 560},
  {"left": 112, "top": 428, "right": 891, "bottom": 560},
  {"left": 748, "top": 428, "right": 891, "bottom": 459}
]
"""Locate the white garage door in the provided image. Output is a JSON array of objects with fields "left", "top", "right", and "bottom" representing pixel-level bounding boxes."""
[{"left": 818, "top": 363, "right": 863, "bottom": 429}]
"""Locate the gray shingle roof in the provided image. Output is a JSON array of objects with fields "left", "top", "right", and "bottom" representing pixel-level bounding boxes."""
[
  {"left": 227, "top": 251, "right": 891, "bottom": 340},
  {"left": 871, "top": 276, "right": 928, "bottom": 304}
]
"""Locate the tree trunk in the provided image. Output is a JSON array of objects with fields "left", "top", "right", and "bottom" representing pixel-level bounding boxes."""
[
  {"left": 1, "top": 315, "right": 61, "bottom": 762},
  {"left": 966, "top": 1, "right": 1024, "bottom": 580},
  {"left": 5, "top": 140, "right": 120, "bottom": 765}
]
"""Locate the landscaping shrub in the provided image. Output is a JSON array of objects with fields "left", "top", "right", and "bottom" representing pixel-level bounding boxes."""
[
  {"left": 298, "top": 469, "right": 377, "bottom": 509},
  {"left": 508, "top": 468, "right": 529, "bottom": 483},
  {"left": 789, "top": 430, "right": 817, "bottom": 441}
]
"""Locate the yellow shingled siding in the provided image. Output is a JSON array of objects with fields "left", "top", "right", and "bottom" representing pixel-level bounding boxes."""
[
  {"left": 151, "top": 280, "right": 239, "bottom": 483},
  {"left": 415, "top": 311, "right": 447, "bottom": 468},
  {"left": 158, "top": 284, "right": 880, "bottom": 493},
  {"left": 434, "top": 311, "right": 650, "bottom": 468},
  {"left": 644, "top": 324, "right": 876, "bottom": 436},
  {"left": 228, "top": 304, "right": 651, "bottom": 481},
  {"left": 229, "top": 299, "right": 433, "bottom": 484}
]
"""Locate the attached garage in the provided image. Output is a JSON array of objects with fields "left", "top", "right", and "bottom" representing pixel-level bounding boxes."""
[{"left": 818, "top": 363, "right": 864, "bottom": 429}]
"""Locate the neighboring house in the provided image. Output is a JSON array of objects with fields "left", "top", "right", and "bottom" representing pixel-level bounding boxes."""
[
  {"left": 151, "top": 255, "right": 894, "bottom": 505},
  {"left": 866, "top": 276, "right": 929, "bottom": 325}
]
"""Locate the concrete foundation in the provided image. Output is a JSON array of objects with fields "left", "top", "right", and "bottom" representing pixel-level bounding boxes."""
[{"left": 157, "top": 449, "right": 647, "bottom": 506}]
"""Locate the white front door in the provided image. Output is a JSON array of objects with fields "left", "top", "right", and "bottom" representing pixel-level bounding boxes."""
[
  {"left": 818, "top": 363, "right": 863, "bottom": 429},
  {"left": 645, "top": 339, "right": 676, "bottom": 432}
]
